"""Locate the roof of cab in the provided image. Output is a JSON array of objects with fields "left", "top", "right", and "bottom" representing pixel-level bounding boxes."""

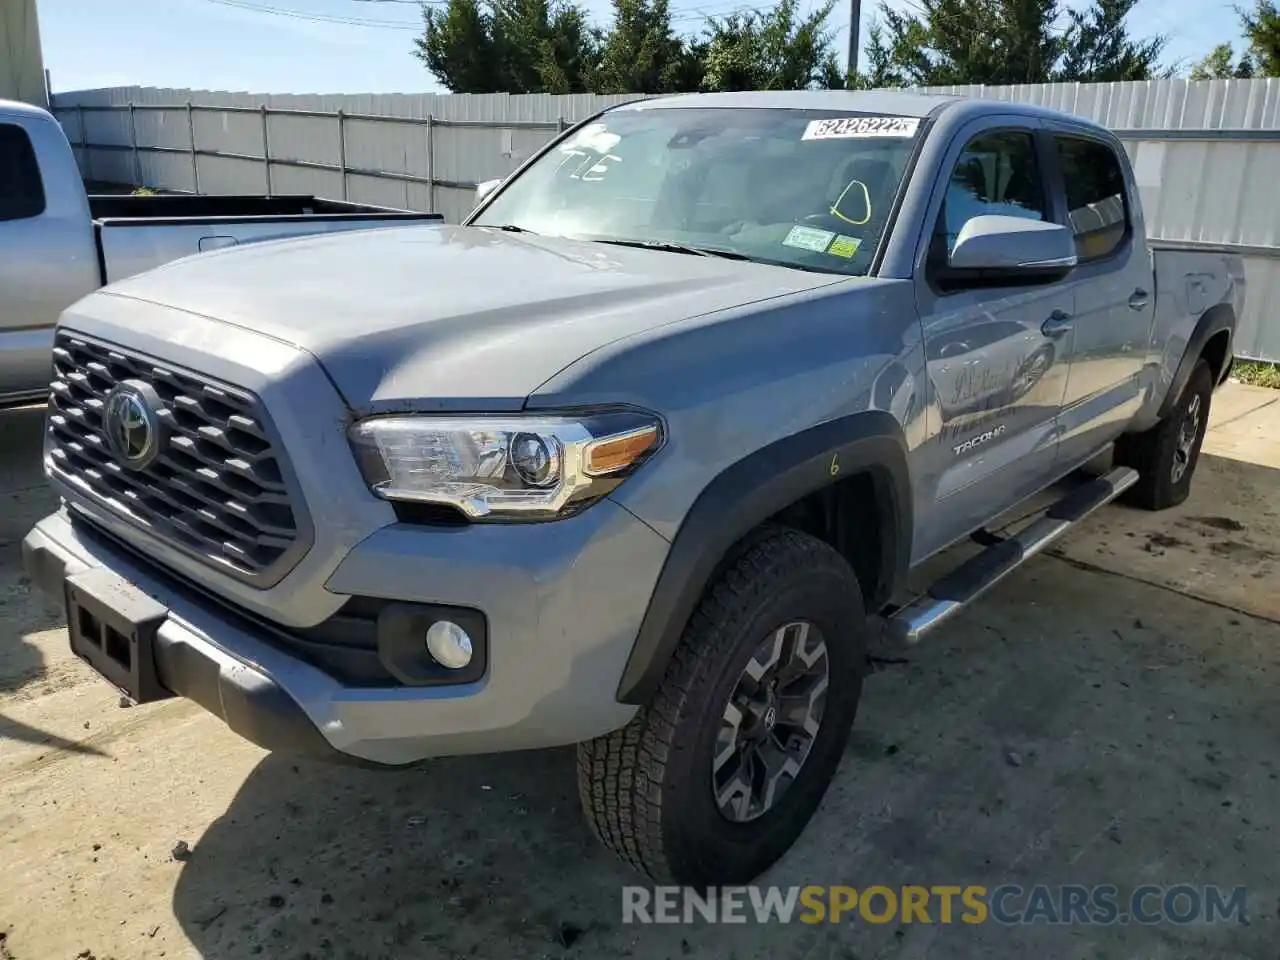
[
  {"left": 613, "top": 89, "right": 962, "bottom": 118},
  {"left": 610, "top": 89, "right": 1103, "bottom": 132},
  {"left": 0, "top": 98, "right": 55, "bottom": 122}
]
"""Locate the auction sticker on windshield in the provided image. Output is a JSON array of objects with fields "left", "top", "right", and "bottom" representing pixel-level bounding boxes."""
[
  {"left": 783, "top": 225, "right": 836, "bottom": 253},
  {"left": 827, "top": 235, "right": 862, "bottom": 258},
  {"left": 802, "top": 116, "right": 920, "bottom": 140}
]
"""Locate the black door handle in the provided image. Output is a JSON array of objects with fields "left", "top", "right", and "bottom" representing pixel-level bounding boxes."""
[
  {"left": 1129, "top": 288, "right": 1150, "bottom": 310},
  {"left": 1041, "top": 310, "right": 1073, "bottom": 339}
]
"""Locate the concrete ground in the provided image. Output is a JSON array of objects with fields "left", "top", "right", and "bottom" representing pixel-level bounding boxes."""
[{"left": 1, "top": 383, "right": 1278, "bottom": 960}]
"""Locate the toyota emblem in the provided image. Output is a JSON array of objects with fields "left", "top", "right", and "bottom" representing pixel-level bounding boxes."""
[{"left": 103, "top": 381, "right": 164, "bottom": 470}]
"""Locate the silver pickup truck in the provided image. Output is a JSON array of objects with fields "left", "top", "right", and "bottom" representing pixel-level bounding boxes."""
[
  {"left": 0, "top": 98, "right": 440, "bottom": 406},
  {"left": 23, "top": 90, "right": 1243, "bottom": 886}
]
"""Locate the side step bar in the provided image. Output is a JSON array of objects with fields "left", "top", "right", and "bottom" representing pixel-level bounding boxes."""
[{"left": 886, "top": 466, "right": 1139, "bottom": 645}]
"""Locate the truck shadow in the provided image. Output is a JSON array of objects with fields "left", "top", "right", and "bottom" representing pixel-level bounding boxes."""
[
  {"left": 1, "top": 405, "right": 63, "bottom": 687},
  {"left": 0, "top": 404, "right": 80, "bottom": 752},
  {"left": 171, "top": 748, "right": 634, "bottom": 958}
]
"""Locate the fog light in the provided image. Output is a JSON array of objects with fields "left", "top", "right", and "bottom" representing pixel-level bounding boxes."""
[{"left": 425, "top": 620, "right": 474, "bottom": 669}]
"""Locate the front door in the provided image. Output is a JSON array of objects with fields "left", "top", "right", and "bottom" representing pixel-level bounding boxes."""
[
  {"left": 912, "top": 119, "right": 1075, "bottom": 562},
  {"left": 1047, "top": 128, "right": 1153, "bottom": 468}
]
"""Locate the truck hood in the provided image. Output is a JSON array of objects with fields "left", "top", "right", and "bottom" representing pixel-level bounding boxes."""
[{"left": 104, "top": 224, "right": 844, "bottom": 412}]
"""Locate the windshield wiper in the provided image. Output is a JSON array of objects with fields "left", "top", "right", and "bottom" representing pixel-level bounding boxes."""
[
  {"left": 589, "top": 238, "right": 754, "bottom": 261},
  {"left": 589, "top": 238, "right": 846, "bottom": 274},
  {"left": 485, "top": 223, "right": 537, "bottom": 235}
]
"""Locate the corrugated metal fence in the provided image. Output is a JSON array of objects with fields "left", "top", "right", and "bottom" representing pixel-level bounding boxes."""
[
  {"left": 50, "top": 79, "right": 1280, "bottom": 360},
  {"left": 50, "top": 86, "right": 646, "bottom": 224}
]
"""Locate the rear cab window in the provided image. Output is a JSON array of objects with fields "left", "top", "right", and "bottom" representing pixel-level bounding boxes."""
[
  {"left": 0, "top": 122, "right": 46, "bottom": 222},
  {"left": 1054, "top": 135, "right": 1130, "bottom": 261}
]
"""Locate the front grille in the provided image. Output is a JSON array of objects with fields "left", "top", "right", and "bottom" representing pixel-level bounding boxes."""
[{"left": 47, "top": 331, "right": 309, "bottom": 584}]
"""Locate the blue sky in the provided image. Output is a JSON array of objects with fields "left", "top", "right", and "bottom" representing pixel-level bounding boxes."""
[{"left": 38, "top": 0, "right": 1243, "bottom": 96}]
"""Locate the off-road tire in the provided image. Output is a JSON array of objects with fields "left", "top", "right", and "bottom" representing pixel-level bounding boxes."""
[
  {"left": 1114, "top": 358, "right": 1214, "bottom": 511},
  {"left": 577, "top": 526, "right": 868, "bottom": 885}
]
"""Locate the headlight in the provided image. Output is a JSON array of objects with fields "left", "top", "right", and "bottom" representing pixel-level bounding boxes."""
[{"left": 349, "top": 410, "right": 663, "bottom": 520}]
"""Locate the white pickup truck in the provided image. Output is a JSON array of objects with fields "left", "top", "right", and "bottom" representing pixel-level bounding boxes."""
[{"left": 0, "top": 98, "right": 441, "bottom": 407}]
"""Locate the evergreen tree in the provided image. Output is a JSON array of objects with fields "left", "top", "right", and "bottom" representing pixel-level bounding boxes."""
[
  {"left": 866, "top": 0, "right": 1166, "bottom": 86},
  {"left": 1058, "top": 0, "right": 1168, "bottom": 82},
  {"left": 701, "top": 0, "right": 842, "bottom": 92},
  {"left": 1189, "top": 42, "right": 1255, "bottom": 79},
  {"left": 1241, "top": 0, "right": 1280, "bottom": 75},
  {"left": 592, "top": 0, "right": 691, "bottom": 93},
  {"left": 414, "top": 0, "right": 600, "bottom": 93}
]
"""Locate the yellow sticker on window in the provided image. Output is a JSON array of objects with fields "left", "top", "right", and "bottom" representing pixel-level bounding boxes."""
[{"left": 827, "top": 235, "right": 862, "bottom": 258}]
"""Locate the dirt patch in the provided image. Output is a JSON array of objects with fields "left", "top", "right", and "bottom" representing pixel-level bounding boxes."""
[
  {"left": 1145, "top": 532, "right": 1186, "bottom": 551},
  {"left": 1209, "top": 539, "right": 1278, "bottom": 563},
  {"left": 1188, "top": 515, "right": 1248, "bottom": 534}
]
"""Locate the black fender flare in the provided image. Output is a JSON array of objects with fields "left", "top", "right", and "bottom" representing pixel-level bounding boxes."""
[
  {"left": 616, "top": 411, "right": 913, "bottom": 705},
  {"left": 1158, "top": 303, "right": 1235, "bottom": 419}
]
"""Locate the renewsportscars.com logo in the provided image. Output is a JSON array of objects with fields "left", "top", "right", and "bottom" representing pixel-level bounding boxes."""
[{"left": 622, "top": 885, "right": 1249, "bottom": 926}]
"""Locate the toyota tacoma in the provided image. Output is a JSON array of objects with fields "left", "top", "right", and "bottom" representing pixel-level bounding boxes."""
[{"left": 22, "top": 90, "right": 1244, "bottom": 885}]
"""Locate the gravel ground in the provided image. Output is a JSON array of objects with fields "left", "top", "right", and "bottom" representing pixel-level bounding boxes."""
[{"left": 2, "top": 391, "right": 1278, "bottom": 960}]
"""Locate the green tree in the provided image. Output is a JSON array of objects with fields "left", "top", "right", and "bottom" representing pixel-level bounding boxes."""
[
  {"left": 413, "top": 0, "right": 600, "bottom": 93},
  {"left": 1057, "top": 0, "right": 1168, "bottom": 81},
  {"left": 592, "top": 0, "right": 693, "bottom": 93},
  {"left": 861, "top": 0, "right": 1166, "bottom": 87},
  {"left": 867, "top": 0, "right": 1063, "bottom": 86},
  {"left": 414, "top": 0, "right": 500, "bottom": 93},
  {"left": 1187, "top": 1, "right": 1279, "bottom": 81},
  {"left": 1241, "top": 0, "right": 1280, "bottom": 75},
  {"left": 854, "top": 10, "right": 934, "bottom": 86},
  {"left": 843, "top": 21, "right": 910, "bottom": 88},
  {"left": 523, "top": 1, "right": 602, "bottom": 93},
  {"left": 1189, "top": 42, "right": 1255, "bottom": 79},
  {"left": 700, "top": 0, "right": 842, "bottom": 92}
]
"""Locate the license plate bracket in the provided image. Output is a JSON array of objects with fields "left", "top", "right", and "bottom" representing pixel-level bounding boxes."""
[{"left": 65, "top": 567, "right": 173, "bottom": 704}]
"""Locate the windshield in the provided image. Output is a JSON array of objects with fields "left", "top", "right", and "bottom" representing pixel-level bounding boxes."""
[{"left": 472, "top": 107, "right": 924, "bottom": 276}]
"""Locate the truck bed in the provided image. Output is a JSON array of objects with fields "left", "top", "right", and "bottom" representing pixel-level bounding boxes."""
[
  {"left": 87, "top": 193, "right": 423, "bottom": 222},
  {"left": 89, "top": 194, "right": 443, "bottom": 285}
]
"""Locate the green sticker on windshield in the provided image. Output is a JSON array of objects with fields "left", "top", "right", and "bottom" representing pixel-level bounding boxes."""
[
  {"left": 827, "top": 235, "right": 862, "bottom": 258},
  {"left": 783, "top": 225, "right": 836, "bottom": 253}
]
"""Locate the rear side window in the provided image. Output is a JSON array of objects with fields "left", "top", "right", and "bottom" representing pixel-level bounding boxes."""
[
  {"left": 1055, "top": 136, "right": 1129, "bottom": 261},
  {"left": 0, "top": 122, "right": 46, "bottom": 222}
]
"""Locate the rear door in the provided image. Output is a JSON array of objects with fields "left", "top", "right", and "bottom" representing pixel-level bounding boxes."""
[
  {"left": 911, "top": 117, "right": 1075, "bottom": 561},
  {"left": 1045, "top": 127, "right": 1153, "bottom": 468}
]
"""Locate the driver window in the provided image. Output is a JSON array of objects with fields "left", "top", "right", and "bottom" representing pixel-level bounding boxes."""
[{"left": 936, "top": 131, "right": 1047, "bottom": 256}]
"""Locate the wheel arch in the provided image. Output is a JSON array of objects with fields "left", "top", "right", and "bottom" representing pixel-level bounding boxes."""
[
  {"left": 615, "top": 411, "right": 913, "bottom": 705},
  {"left": 1158, "top": 303, "right": 1236, "bottom": 419}
]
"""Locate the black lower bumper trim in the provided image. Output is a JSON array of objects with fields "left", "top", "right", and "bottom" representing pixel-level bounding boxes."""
[
  {"left": 23, "top": 527, "right": 369, "bottom": 766},
  {"left": 155, "top": 632, "right": 340, "bottom": 759}
]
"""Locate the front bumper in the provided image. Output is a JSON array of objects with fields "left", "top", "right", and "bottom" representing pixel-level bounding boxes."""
[{"left": 24, "top": 502, "right": 669, "bottom": 765}]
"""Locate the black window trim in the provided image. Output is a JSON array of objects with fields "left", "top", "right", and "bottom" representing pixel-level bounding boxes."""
[
  {"left": 1043, "top": 125, "right": 1134, "bottom": 268},
  {"left": 923, "top": 122, "right": 1055, "bottom": 297},
  {"left": 0, "top": 120, "right": 47, "bottom": 223},
  {"left": 868, "top": 114, "right": 936, "bottom": 276}
]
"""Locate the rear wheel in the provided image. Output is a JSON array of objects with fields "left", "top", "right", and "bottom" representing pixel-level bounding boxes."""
[
  {"left": 577, "top": 527, "right": 868, "bottom": 885},
  {"left": 1114, "top": 358, "right": 1214, "bottom": 510}
]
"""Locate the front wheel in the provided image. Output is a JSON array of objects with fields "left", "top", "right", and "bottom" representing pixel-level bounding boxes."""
[{"left": 577, "top": 527, "right": 868, "bottom": 885}]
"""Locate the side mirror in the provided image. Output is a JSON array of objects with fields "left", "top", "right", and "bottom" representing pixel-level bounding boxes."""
[
  {"left": 475, "top": 178, "right": 504, "bottom": 207},
  {"left": 948, "top": 215, "right": 1077, "bottom": 283}
]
